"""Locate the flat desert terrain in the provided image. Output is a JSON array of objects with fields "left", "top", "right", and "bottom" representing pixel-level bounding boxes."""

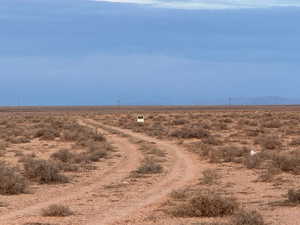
[{"left": 0, "top": 106, "right": 300, "bottom": 225}]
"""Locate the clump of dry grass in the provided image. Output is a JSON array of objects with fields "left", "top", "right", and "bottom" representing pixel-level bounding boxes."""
[
  {"left": 272, "top": 152, "right": 300, "bottom": 174},
  {"left": 135, "top": 157, "right": 163, "bottom": 174},
  {"left": 289, "top": 138, "right": 300, "bottom": 146},
  {"left": 34, "top": 128, "right": 60, "bottom": 141},
  {"left": 262, "top": 120, "right": 282, "bottom": 128},
  {"left": 51, "top": 149, "right": 75, "bottom": 163},
  {"left": 170, "top": 126, "right": 210, "bottom": 139},
  {"left": 231, "top": 210, "right": 265, "bottom": 225},
  {"left": 220, "top": 146, "right": 249, "bottom": 163},
  {"left": 0, "top": 162, "right": 27, "bottom": 195},
  {"left": 287, "top": 189, "right": 300, "bottom": 204},
  {"left": 202, "top": 136, "right": 221, "bottom": 145},
  {"left": 24, "top": 223, "right": 57, "bottom": 225},
  {"left": 255, "top": 135, "right": 281, "bottom": 150},
  {"left": 201, "top": 169, "right": 219, "bottom": 185},
  {"left": 170, "top": 190, "right": 238, "bottom": 217},
  {"left": 244, "top": 155, "right": 262, "bottom": 169},
  {"left": 23, "top": 158, "right": 69, "bottom": 184},
  {"left": 86, "top": 142, "right": 109, "bottom": 162},
  {"left": 42, "top": 204, "right": 73, "bottom": 217}
]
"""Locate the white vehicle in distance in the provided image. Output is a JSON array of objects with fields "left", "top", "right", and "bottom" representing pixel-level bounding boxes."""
[{"left": 137, "top": 114, "right": 145, "bottom": 123}]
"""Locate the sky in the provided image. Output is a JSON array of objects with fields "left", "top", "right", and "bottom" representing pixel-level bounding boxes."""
[{"left": 1, "top": 0, "right": 300, "bottom": 106}]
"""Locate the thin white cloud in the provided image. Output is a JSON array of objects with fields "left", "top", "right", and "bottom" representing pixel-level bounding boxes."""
[{"left": 92, "top": 0, "right": 300, "bottom": 10}]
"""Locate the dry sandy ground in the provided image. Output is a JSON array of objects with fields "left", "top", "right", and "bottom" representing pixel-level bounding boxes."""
[
  {"left": 1, "top": 119, "right": 299, "bottom": 225},
  {"left": 0, "top": 119, "right": 201, "bottom": 225}
]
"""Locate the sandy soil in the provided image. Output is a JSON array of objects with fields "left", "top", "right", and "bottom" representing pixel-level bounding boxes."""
[{"left": 1, "top": 119, "right": 201, "bottom": 225}]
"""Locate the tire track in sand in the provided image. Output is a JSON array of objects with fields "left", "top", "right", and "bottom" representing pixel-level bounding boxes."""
[
  {"left": 84, "top": 120, "right": 200, "bottom": 225},
  {"left": 0, "top": 123, "right": 142, "bottom": 225}
]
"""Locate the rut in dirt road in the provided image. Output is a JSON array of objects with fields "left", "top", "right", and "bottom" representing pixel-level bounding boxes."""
[
  {"left": 84, "top": 120, "right": 201, "bottom": 225},
  {"left": 0, "top": 125, "right": 142, "bottom": 225}
]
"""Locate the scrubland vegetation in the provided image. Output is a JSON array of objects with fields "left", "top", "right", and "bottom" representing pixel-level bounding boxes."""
[
  {"left": 0, "top": 114, "right": 112, "bottom": 196},
  {"left": 95, "top": 109, "right": 300, "bottom": 224},
  {"left": 1, "top": 108, "right": 300, "bottom": 225}
]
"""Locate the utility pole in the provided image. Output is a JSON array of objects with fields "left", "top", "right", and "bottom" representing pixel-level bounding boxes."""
[{"left": 117, "top": 98, "right": 121, "bottom": 111}]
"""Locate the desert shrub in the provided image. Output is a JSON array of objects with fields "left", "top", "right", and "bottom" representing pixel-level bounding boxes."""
[
  {"left": 262, "top": 120, "right": 281, "bottom": 128},
  {"left": 208, "top": 149, "right": 223, "bottom": 163},
  {"left": 0, "top": 162, "right": 27, "bottom": 195},
  {"left": 231, "top": 210, "right": 265, "bottom": 225},
  {"left": 289, "top": 138, "right": 300, "bottom": 146},
  {"left": 170, "top": 189, "right": 188, "bottom": 200},
  {"left": 202, "top": 169, "right": 218, "bottom": 185},
  {"left": 42, "top": 204, "right": 73, "bottom": 217},
  {"left": 63, "top": 128, "right": 102, "bottom": 144},
  {"left": 171, "top": 191, "right": 238, "bottom": 217},
  {"left": 271, "top": 153, "right": 300, "bottom": 174},
  {"left": 287, "top": 189, "right": 300, "bottom": 204},
  {"left": 172, "top": 119, "right": 187, "bottom": 125},
  {"left": 23, "top": 159, "right": 68, "bottom": 184},
  {"left": 255, "top": 135, "right": 281, "bottom": 150},
  {"left": 136, "top": 157, "right": 163, "bottom": 174},
  {"left": 192, "top": 223, "right": 227, "bottom": 225},
  {"left": 213, "top": 122, "right": 228, "bottom": 130},
  {"left": 220, "top": 146, "right": 249, "bottom": 163},
  {"left": 170, "top": 126, "right": 210, "bottom": 139},
  {"left": 51, "top": 149, "right": 75, "bottom": 163},
  {"left": 258, "top": 164, "right": 281, "bottom": 182},
  {"left": 86, "top": 143, "right": 109, "bottom": 162},
  {"left": 24, "top": 223, "right": 56, "bottom": 225},
  {"left": 202, "top": 136, "right": 221, "bottom": 145},
  {"left": 34, "top": 128, "right": 60, "bottom": 140},
  {"left": 244, "top": 155, "right": 262, "bottom": 169},
  {"left": 246, "top": 129, "right": 261, "bottom": 137},
  {"left": 87, "top": 150, "right": 107, "bottom": 162}
]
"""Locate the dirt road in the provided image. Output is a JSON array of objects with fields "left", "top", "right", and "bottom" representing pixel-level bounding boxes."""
[
  {"left": 84, "top": 120, "right": 201, "bottom": 225},
  {"left": 1, "top": 120, "right": 200, "bottom": 225}
]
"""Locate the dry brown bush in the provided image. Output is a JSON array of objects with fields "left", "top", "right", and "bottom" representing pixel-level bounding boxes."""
[
  {"left": 231, "top": 210, "right": 265, "bottom": 225},
  {"left": 24, "top": 223, "right": 57, "bottom": 225},
  {"left": 272, "top": 152, "right": 300, "bottom": 174},
  {"left": 202, "top": 136, "right": 221, "bottom": 145},
  {"left": 244, "top": 155, "right": 262, "bottom": 169},
  {"left": 170, "top": 190, "right": 238, "bottom": 217},
  {"left": 0, "top": 162, "right": 27, "bottom": 195},
  {"left": 42, "top": 204, "right": 73, "bottom": 217},
  {"left": 51, "top": 149, "right": 75, "bottom": 163},
  {"left": 170, "top": 126, "right": 210, "bottom": 139},
  {"left": 201, "top": 169, "right": 219, "bottom": 185},
  {"left": 135, "top": 157, "right": 163, "bottom": 174},
  {"left": 34, "top": 128, "right": 60, "bottom": 141},
  {"left": 262, "top": 120, "right": 282, "bottom": 128},
  {"left": 287, "top": 189, "right": 300, "bottom": 204},
  {"left": 220, "top": 146, "right": 249, "bottom": 163},
  {"left": 289, "top": 138, "right": 300, "bottom": 146},
  {"left": 255, "top": 135, "right": 281, "bottom": 150},
  {"left": 23, "top": 158, "right": 69, "bottom": 184}
]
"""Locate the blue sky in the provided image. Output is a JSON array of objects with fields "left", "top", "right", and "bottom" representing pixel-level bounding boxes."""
[{"left": 1, "top": 0, "right": 300, "bottom": 106}]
